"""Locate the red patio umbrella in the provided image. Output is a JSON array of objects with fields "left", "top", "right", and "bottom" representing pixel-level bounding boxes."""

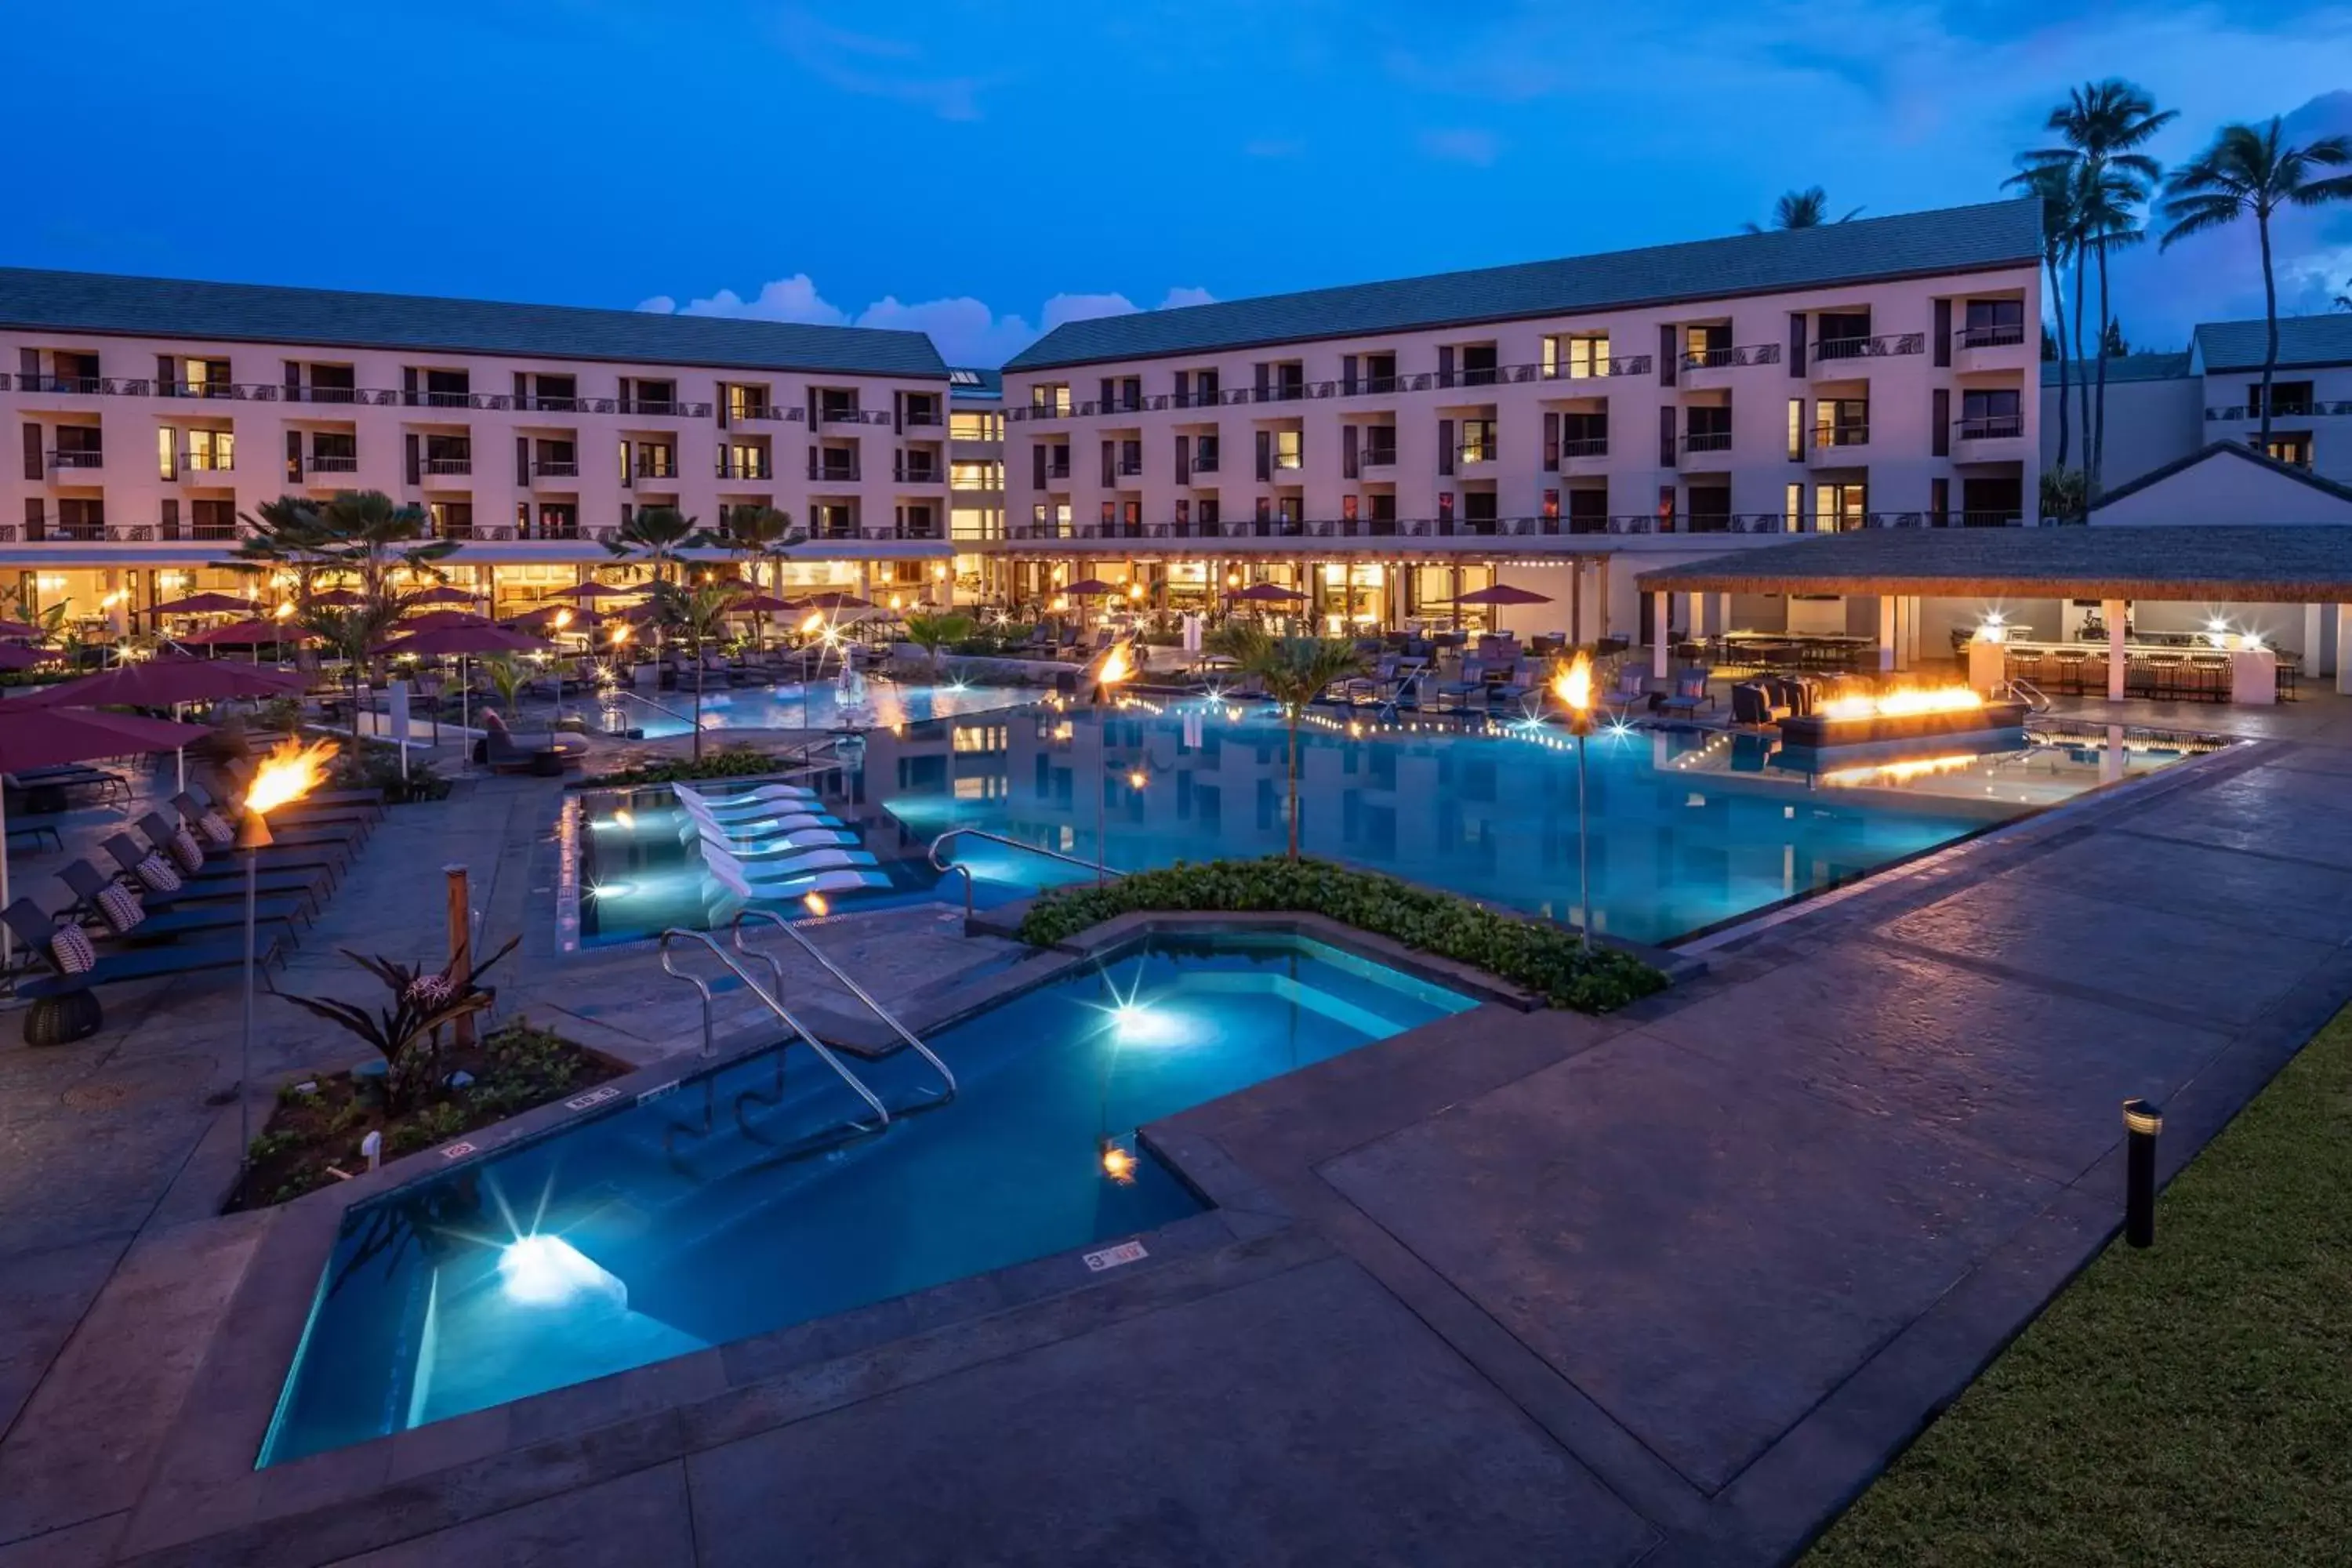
[
  {"left": 20, "top": 657, "right": 302, "bottom": 708},
  {"left": 0, "top": 706, "right": 214, "bottom": 955},
  {"left": 145, "top": 593, "right": 256, "bottom": 617},
  {"left": 180, "top": 619, "right": 309, "bottom": 645},
  {"left": 0, "top": 646, "right": 60, "bottom": 672},
  {"left": 552, "top": 582, "right": 642, "bottom": 601},
  {"left": 307, "top": 587, "right": 367, "bottom": 608},
  {"left": 1228, "top": 582, "right": 1308, "bottom": 603},
  {"left": 727, "top": 594, "right": 797, "bottom": 615},
  {"left": 1060, "top": 578, "right": 1123, "bottom": 597},
  {"left": 405, "top": 584, "right": 479, "bottom": 606},
  {"left": 401, "top": 610, "right": 493, "bottom": 631},
  {"left": 1451, "top": 583, "right": 1553, "bottom": 606},
  {"left": 0, "top": 619, "right": 41, "bottom": 640},
  {"left": 792, "top": 591, "right": 873, "bottom": 612},
  {"left": 376, "top": 625, "right": 556, "bottom": 752}
]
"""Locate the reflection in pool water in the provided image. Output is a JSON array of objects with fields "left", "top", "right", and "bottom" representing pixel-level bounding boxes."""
[{"left": 576, "top": 701, "right": 2214, "bottom": 946}]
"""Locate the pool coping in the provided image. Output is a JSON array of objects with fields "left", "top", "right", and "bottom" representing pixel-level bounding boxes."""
[{"left": 118, "top": 920, "right": 1517, "bottom": 1562}]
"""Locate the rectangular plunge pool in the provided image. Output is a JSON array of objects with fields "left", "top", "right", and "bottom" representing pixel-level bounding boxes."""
[{"left": 260, "top": 931, "right": 1473, "bottom": 1465}]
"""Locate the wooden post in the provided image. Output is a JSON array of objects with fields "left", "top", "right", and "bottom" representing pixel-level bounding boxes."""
[{"left": 444, "top": 862, "right": 475, "bottom": 1048}]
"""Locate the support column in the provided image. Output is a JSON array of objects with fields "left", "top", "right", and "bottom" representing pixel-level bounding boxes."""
[
  {"left": 1569, "top": 561, "right": 1584, "bottom": 647},
  {"left": 2307, "top": 603, "right": 2327, "bottom": 677},
  {"left": 1651, "top": 590, "right": 1670, "bottom": 677},
  {"left": 2104, "top": 598, "right": 2127, "bottom": 700},
  {"left": 1876, "top": 595, "right": 1896, "bottom": 673},
  {"left": 1715, "top": 592, "right": 1731, "bottom": 641},
  {"left": 1905, "top": 595, "right": 1924, "bottom": 669},
  {"left": 1596, "top": 555, "right": 1610, "bottom": 642},
  {"left": 2337, "top": 605, "right": 2352, "bottom": 695}
]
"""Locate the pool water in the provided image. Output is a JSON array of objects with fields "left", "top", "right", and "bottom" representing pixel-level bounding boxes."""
[
  {"left": 260, "top": 933, "right": 1472, "bottom": 1466},
  {"left": 579, "top": 701, "right": 2210, "bottom": 946},
  {"left": 586, "top": 677, "right": 1030, "bottom": 739}
]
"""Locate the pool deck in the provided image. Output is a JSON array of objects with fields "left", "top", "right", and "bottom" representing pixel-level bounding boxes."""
[{"left": 4, "top": 691, "right": 2351, "bottom": 1563}]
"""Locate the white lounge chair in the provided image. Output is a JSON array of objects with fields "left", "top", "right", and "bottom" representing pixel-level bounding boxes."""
[
  {"left": 674, "top": 782, "right": 819, "bottom": 813},
  {"left": 697, "top": 842, "right": 881, "bottom": 893}
]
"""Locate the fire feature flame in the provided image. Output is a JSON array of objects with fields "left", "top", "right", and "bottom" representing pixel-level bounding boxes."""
[
  {"left": 1820, "top": 753, "right": 1980, "bottom": 786},
  {"left": 245, "top": 737, "right": 336, "bottom": 816},
  {"left": 1818, "top": 686, "right": 1986, "bottom": 723},
  {"left": 1098, "top": 642, "right": 1133, "bottom": 686},
  {"left": 1553, "top": 651, "right": 1593, "bottom": 714}
]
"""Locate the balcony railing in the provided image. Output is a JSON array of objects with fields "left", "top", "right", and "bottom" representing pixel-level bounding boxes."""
[
  {"left": 1680, "top": 430, "right": 1733, "bottom": 453},
  {"left": 819, "top": 407, "right": 891, "bottom": 425},
  {"left": 715, "top": 459, "right": 772, "bottom": 480},
  {"left": 0, "top": 376, "right": 729, "bottom": 416},
  {"left": 633, "top": 458, "right": 678, "bottom": 479},
  {"left": 15, "top": 374, "right": 104, "bottom": 394},
  {"left": 1813, "top": 425, "right": 1871, "bottom": 449},
  {"left": 1454, "top": 445, "right": 1498, "bottom": 465},
  {"left": 903, "top": 407, "right": 943, "bottom": 426},
  {"left": 1000, "top": 510, "right": 1800, "bottom": 543},
  {"left": 1359, "top": 447, "right": 1396, "bottom": 468},
  {"left": 308, "top": 453, "right": 359, "bottom": 474},
  {"left": 1043, "top": 459, "right": 1071, "bottom": 480},
  {"left": 1813, "top": 333, "right": 1926, "bottom": 364},
  {"left": 1002, "top": 355, "right": 1657, "bottom": 421},
  {"left": 894, "top": 459, "right": 941, "bottom": 483},
  {"left": 1955, "top": 415, "right": 2024, "bottom": 440},
  {"left": 2206, "top": 401, "right": 2351, "bottom": 420},
  {"left": 421, "top": 456, "right": 474, "bottom": 475},
  {"left": 811, "top": 461, "right": 862, "bottom": 484},
  {"left": 1955, "top": 324, "right": 2027, "bottom": 349},
  {"left": 179, "top": 452, "right": 235, "bottom": 474},
  {"left": 1679, "top": 343, "right": 1783, "bottom": 371},
  {"left": 1864, "top": 510, "right": 2026, "bottom": 528},
  {"left": 729, "top": 403, "right": 794, "bottom": 421},
  {"left": 46, "top": 449, "right": 104, "bottom": 470},
  {"left": 1560, "top": 437, "right": 1609, "bottom": 459},
  {"left": 535, "top": 459, "right": 582, "bottom": 477}
]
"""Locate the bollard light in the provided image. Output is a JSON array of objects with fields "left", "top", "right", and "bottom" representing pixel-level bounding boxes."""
[{"left": 2123, "top": 1097, "right": 2162, "bottom": 1248}]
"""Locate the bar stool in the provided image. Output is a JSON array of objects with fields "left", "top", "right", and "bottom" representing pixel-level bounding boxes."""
[
  {"left": 2051, "top": 648, "right": 2089, "bottom": 695},
  {"left": 2007, "top": 649, "right": 2044, "bottom": 688},
  {"left": 2188, "top": 653, "right": 2228, "bottom": 702},
  {"left": 2144, "top": 652, "right": 2185, "bottom": 701}
]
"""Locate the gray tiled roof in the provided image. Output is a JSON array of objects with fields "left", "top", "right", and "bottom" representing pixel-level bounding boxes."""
[
  {"left": 948, "top": 366, "right": 1002, "bottom": 399},
  {"left": 1005, "top": 198, "right": 2041, "bottom": 372},
  {"left": 0, "top": 267, "right": 948, "bottom": 379},
  {"left": 2194, "top": 314, "right": 2352, "bottom": 372},
  {"left": 2041, "top": 350, "right": 2190, "bottom": 386}
]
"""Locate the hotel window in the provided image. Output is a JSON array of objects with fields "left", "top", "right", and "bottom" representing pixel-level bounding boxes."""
[
  {"left": 950, "top": 411, "right": 1001, "bottom": 441},
  {"left": 1958, "top": 389, "right": 2022, "bottom": 439},
  {"left": 637, "top": 441, "right": 677, "bottom": 478},
  {"left": 2261, "top": 433, "right": 2314, "bottom": 469},
  {"left": 1030, "top": 382, "right": 1072, "bottom": 416},
  {"left": 726, "top": 383, "right": 771, "bottom": 423},
  {"left": 1787, "top": 399, "right": 1806, "bottom": 460},
  {"left": 187, "top": 429, "right": 233, "bottom": 471},
  {"left": 1813, "top": 483, "right": 1864, "bottom": 532},
  {"left": 1031, "top": 502, "right": 1050, "bottom": 534},
  {"left": 1961, "top": 299, "right": 2026, "bottom": 347},
  {"left": 1053, "top": 502, "right": 1072, "bottom": 532},
  {"left": 723, "top": 441, "right": 768, "bottom": 480},
  {"left": 1547, "top": 333, "right": 1610, "bottom": 379},
  {"left": 1814, "top": 398, "right": 1867, "bottom": 448},
  {"left": 2251, "top": 380, "right": 2314, "bottom": 418},
  {"left": 1784, "top": 481, "right": 1803, "bottom": 532},
  {"left": 1272, "top": 429, "right": 1303, "bottom": 471},
  {"left": 950, "top": 460, "right": 1001, "bottom": 491},
  {"left": 1457, "top": 419, "right": 1497, "bottom": 463},
  {"left": 156, "top": 427, "right": 176, "bottom": 479},
  {"left": 951, "top": 506, "right": 996, "bottom": 540}
]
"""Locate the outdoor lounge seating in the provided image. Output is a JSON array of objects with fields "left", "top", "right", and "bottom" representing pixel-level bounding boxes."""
[
  {"left": 1435, "top": 659, "right": 1490, "bottom": 713},
  {"left": 3, "top": 896, "right": 285, "bottom": 1025},
  {"left": 1658, "top": 670, "right": 1717, "bottom": 718},
  {"left": 1608, "top": 666, "right": 1652, "bottom": 720},
  {"left": 478, "top": 710, "right": 588, "bottom": 774},
  {"left": 5, "top": 766, "right": 132, "bottom": 811},
  {"left": 102, "top": 833, "right": 327, "bottom": 910},
  {"left": 59, "top": 859, "right": 310, "bottom": 948}
]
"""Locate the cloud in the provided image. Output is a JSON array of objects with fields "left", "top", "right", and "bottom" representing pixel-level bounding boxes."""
[
  {"left": 772, "top": 7, "right": 992, "bottom": 122},
  {"left": 637, "top": 279, "right": 1217, "bottom": 365},
  {"left": 1418, "top": 127, "right": 1499, "bottom": 165}
]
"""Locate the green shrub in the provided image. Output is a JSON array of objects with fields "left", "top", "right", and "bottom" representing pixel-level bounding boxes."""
[
  {"left": 1018, "top": 857, "right": 1667, "bottom": 1014},
  {"left": 582, "top": 745, "right": 784, "bottom": 788},
  {"left": 330, "top": 744, "right": 449, "bottom": 804}
]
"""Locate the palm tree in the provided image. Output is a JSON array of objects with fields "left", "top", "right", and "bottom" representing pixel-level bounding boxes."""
[
  {"left": 2021, "top": 80, "right": 2176, "bottom": 484},
  {"left": 2336, "top": 279, "right": 2351, "bottom": 311},
  {"left": 1210, "top": 624, "right": 1367, "bottom": 860},
  {"left": 2160, "top": 120, "right": 2352, "bottom": 448},
  {"left": 603, "top": 506, "right": 708, "bottom": 586},
  {"left": 650, "top": 579, "right": 738, "bottom": 760},
  {"left": 716, "top": 504, "right": 800, "bottom": 597},
  {"left": 1740, "top": 186, "right": 1863, "bottom": 234},
  {"left": 2006, "top": 162, "right": 2080, "bottom": 473}
]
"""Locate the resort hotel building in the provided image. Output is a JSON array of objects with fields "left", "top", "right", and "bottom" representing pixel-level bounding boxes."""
[{"left": 1, "top": 198, "right": 2046, "bottom": 643}]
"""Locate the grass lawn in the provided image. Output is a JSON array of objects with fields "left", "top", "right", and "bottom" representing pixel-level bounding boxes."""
[{"left": 1806, "top": 1005, "right": 2352, "bottom": 1566}]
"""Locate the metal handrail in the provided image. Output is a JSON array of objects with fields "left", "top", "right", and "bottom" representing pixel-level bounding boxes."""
[
  {"left": 656, "top": 927, "right": 891, "bottom": 1127},
  {"left": 731, "top": 909, "right": 956, "bottom": 1102},
  {"left": 927, "top": 827, "right": 1123, "bottom": 923},
  {"left": 597, "top": 682, "right": 705, "bottom": 732},
  {"left": 1998, "top": 677, "right": 2052, "bottom": 715}
]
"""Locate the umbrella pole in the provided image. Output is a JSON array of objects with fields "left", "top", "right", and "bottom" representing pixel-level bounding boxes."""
[
  {"left": 461, "top": 655, "right": 470, "bottom": 770},
  {"left": 1, "top": 787, "right": 10, "bottom": 969}
]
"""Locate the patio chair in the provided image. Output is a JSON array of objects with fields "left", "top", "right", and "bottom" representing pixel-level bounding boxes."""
[
  {"left": 477, "top": 710, "right": 587, "bottom": 774},
  {"left": 58, "top": 859, "right": 310, "bottom": 949},
  {"left": 1343, "top": 655, "right": 1400, "bottom": 706},
  {"left": 1607, "top": 666, "right": 1652, "bottom": 720},
  {"left": 183, "top": 782, "right": 380, "bottom": 836},
  {"left": 2, "top": 896, "right": 285, "bottom": 1004},
  {"left": 1730, "top": 682, "right": 1788, "bottom": 727},
  {"left": 1489, "top": 659, "right": 1536, "bottom": 712},
  {"left": 132, "top": 814, "right": 349, "bottom": 891},
  {"left": 5, "top": 767, "right": 130, "bottom": 812},
  {"left": 101, "top": 833, "right": 327, "bottom": 910},
  {"left": 1658, "top": 670, "right": 1716, "bottom": 718},
  {"left": 1435, "top": 659, "right": 1490, "bottom": 713}
]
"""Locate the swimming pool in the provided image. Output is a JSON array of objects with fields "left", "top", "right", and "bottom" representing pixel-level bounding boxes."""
[
  {"left": 585, "top": 677, "right": 1031, "bottom": 739},
  {"left": 260, "top": 932, "right": 1471, "bottom": 1465},
  {"left": 578, "top": 700, "right": 2215, "bottom": 946}
]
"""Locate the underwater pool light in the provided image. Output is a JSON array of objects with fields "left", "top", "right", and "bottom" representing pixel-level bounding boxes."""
[
  {"left": 1111, "top": 1001, "right": 1191, "bottom": 1047},
  {"left": 1098, "top": 1136, "right": 1138, "bottom": 1185},
  {"left": 588, "top": 881, "right": 634, "bottom": 899},
  {"left": 498, "top": 1234, "right": 623, "bottom": 1308}
]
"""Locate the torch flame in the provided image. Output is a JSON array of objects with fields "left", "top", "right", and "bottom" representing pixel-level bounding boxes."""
[
  {"left": 798, "top": 610, "right": 826, "bottom": 635},
  {"left": 245, "top": 737, "right": 336, "bottom": 817},
  {"left": 1098, "top": 642, "right": 1133, "bottom": 686},
  {"left": 803, "top": 891, "right": 830, "bottom": 918},
  {"left": 1553, "top": 652, "right": 1594, "bottom": 715},
  {"left": 272, "top": 599, "right": 296, "bottom": 620}
]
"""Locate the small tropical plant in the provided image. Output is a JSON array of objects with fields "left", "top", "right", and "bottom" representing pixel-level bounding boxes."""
[
  {"left": 2041, "top": 466, "right": 2091, "bottom": 524},
  {"left": 477, "top": 651, "right": 530, "bottom": 712},
  {"left": 650, "top": 578, "right": 739, "bottom": 759},
  {"left": 2160, "top": 119, "right": 2352, "bottom": 449},
  {"left": 1741, "top": 186, "right": 1861, "bottom": 233},
  {"left": 1209, "top": 624, "right": 1367, "bottom": 859},
  {"left": 269, "top": 937, "right": 521, "bottom": 1113},
  {"left": 904, "top": 611, "right": 974, "bottom": 674},
  {"left": 603, "top": 505, "right": 709, "bottom": 586}
]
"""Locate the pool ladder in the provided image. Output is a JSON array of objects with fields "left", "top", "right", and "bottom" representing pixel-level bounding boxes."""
[{"left": 927, "top": 826, "right": 1127, "bottom": 924}]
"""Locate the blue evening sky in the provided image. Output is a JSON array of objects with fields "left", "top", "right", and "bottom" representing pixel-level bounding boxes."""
[{"left": 5, "top": 1, "right": 2349, "bottom": 364}]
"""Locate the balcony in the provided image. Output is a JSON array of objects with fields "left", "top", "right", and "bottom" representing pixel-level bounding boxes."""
[
  {"left": 1678, "top": 343, "right": 1782, "bottom": 385},
  {"left": 1359, "top": 446, "right": 1397, "bottom": 470},
  {"left": 818, "top": 405, "right": 887, "bottom": 426},
  {"left": 811, "top": 459, "right": 862, "bottom": 485},
  {"left": 1679, "top": 430, "right": 1734, "bottom": 467},
  {"left": 534, "top": 459, "right": 582, "bottom": 481},
  {"left": 14, "top": 373, "right": 103, "bottom": 396},
  {"left": 1043, "top": 458, "right": 1072, "bottom": 481},
  {"left": 633, "top": 458, "right": 679, "bottom": 481},
  {"left": 615, "top": 397, "right": 713, "bottom": 418},
  {"left": 1865, "top": 510, "right": 2025, "bottom": 528},
  {"left": 1812, "top": 333, "right": 1925, "bottom": 376},
  {"left": 1453, "top": 443, "right": 1498, "bottom": 470},
  {"left": 287, "top": 385, "right": 398, "bottom": 406},
  {"left": 46, "top": 448, "right": 105, "bottom": 471},
  {"left": 166, "top": 381, "right": 275, "bottom": 401},
  {"left": 894, "top": 458, "right": 941, "bottom": 485},
  {"left": 420, "top": 456, "right": 474, "bottom": 484},
  {"left": 715, "top": 459, "right": 772, "bottom": 481},
  {"left": 903, "top": 406, "right": 942, "bottom": 428},
  {"left": 1954, "top": 323, "right": 2032, "bottom": 374},
  {"left": 2206, "top": 401, "right": 2351, "bottom": 422},
  {"left": 1953, "top": 413, "right": 2029, "bottom": 463},
  {"left": 178, "top": 452, "right": 237, "bottom": 478},
  {"left": 1808, "top": 426, "right": 1870, "bottom": 466},
  {"left": 307, "top": 452, "right": 359, "bottom": 477},
  {"left": 1188, "top": 449, "right": 1221, "bottom": 475},
  {"left": 1559, "top": 436, "right": 1609, "bottom": 471}
]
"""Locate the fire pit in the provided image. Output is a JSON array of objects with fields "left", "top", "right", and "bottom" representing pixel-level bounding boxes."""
[{"left": 1780, "top": 686, "right": 2027, "bottom": 749}]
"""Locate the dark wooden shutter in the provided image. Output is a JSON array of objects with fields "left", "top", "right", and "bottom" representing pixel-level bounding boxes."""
[
  {"left": 158, "top": 354, "right": 177, "bottom": 397},
  {"left": 22, "top": 423, "right": 41, "bottom": 481},
  {"left": 1438, "top": 419, "right": 1454, "bottom": 477},
  {"left": 1255, "top": 430, "right": 1272, "bottom": 481},
  {"left": 1100, "top": 440, "right": 1115, "bottom": 486},
  {"left": 1659, "top": 407, "right": 1677, "bottom": 467},
  {"left": 1437, "top": 345, "right": 1454, "bottom": 388},
  {"left": 16, "top": 347, "right": 35, "bottom": 383},
  {"left": 1933, "top": 299, "right": 1952, "bottom": 368},
  {"left": 1253, "top": 362, "right": 1270, "bottom": 402},
  {"left": 1032, "top": 441, "right": 1047, "bottom": 489},
  {"left": 24, "top": 498, "right": 43, "bottom": 539},
  {"left": 517, "top": 435, "right": 531, "bottom": 485},
  {"left": 1658, "top": 486, "right": 1677, "bottom": 532},
  {"left": 1341, "top": 354, "right": 1358, "bottom": 395},
  {"left": 1788, "top": 315, "right": 1806, "bottom": 378},
  {"left": 1659, "top": 325, "right": 1677, "bottom": 387},
  {"left": 1931, "top": 477, "right": 1950, "bottom": 525},
  {"left": 285, "top": 362, "right": 301, "bottom": 399},
  {"left": 1342, "top": 423, "right": 1359, "bottom": 479},
  {"left": 1932, "top": 388, "right": 1951, "bottom": 456},
  {"left": 401, "top": 365, "right": 418, "bottom": 405},
  {"left": 160, "top": 499, "right": 180, "bottom": 539},
  {"left": 1543, "top": 412, "right": 1560, "bottom": 470},
  {"left": 893, "top": 390, "right": 903, "bottom": 434},
  {"left": 1175, "top": 434, "right": 1189, "bottom": 484},
  {"left": 285, "top": 430, "right": 303, "bottom": 483},
  {"left": 404, "top": 432, "right": 420, "bottom": 486},
  {"left": 514, "top": 369, "right": 529, "bottom": 407}
]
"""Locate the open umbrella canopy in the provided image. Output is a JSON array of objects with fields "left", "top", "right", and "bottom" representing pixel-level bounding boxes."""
[
  {"left": 306, "top": 587, "right": 367, "bottom": 608},
  {"left": 0, "top": 645, "right": 60, "bottom": 672},
  {"left": 401, "top": 609, "right": 493, "bottom": 631},
  {"left": 177, "top": 619, "right": 310, "bottom": 645},
  {"left": 727, "top": 593, "right": 797, "bottom": 614},
  {"left": 1060, "top": 578, "right": 1123, "bottom": 597},
  {"left": 405, "top": 584, "right": 479, "bottom": 606},
  {"left": 144, "top": 593, "right": 255, "bottom": 617},
  {"left": 0, "top": 619, "right": 41, "bottom": 640},
  {"left": 1451, "top": 583, "right": 1553, "bottom": 607},
  {"left": 20, "top": 656, "right": 303, "bottom": 707},
  {"left": 552, "top": 582, "right": 642, "bottom": 601},
  {"left": 1229, "top": 582, "right": 1308, "bottom": 603},
  {"left": 377, "top": 625, "right": 554, "bottom": 657},
  {"left": 793, "top": 591, "right": 873, "bottom": 612},
  {"left": 0, "top": 706, "right": 212, "bottom": 774}
]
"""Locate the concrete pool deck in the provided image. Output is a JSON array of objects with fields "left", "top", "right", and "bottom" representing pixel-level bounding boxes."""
[{"left": 3, "top": 693, "right": 2350, "bottom": 1563}]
